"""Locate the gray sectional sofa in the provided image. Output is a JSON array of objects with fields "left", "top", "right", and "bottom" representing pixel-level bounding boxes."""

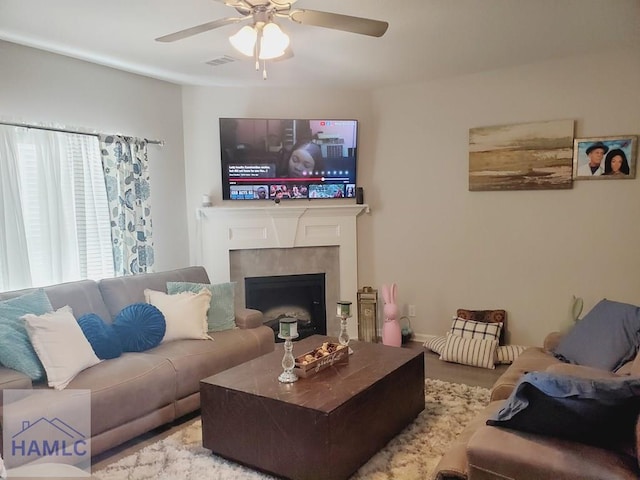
[
  {"left": 0, "top": 266, "right": 275, "bottom": 457},
  {"left": 433, "top": 331, "right": 640, "bottom": 480}
]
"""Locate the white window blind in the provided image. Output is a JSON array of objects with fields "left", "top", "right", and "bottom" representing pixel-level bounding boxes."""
[{"left": 0, "top": 126, "right": 115, "bottom": 291}]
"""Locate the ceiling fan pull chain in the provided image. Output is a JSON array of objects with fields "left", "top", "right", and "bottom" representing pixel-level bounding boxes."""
[{"left": 263, "top": 61, "right": 268, "bottom": 80}]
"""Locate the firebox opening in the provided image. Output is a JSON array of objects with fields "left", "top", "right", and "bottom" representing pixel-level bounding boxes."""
[{"left": 245, "top": 273, "right": 327, "bottom": 342}]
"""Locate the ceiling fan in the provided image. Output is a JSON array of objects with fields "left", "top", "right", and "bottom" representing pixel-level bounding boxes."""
[
  {"left": 155, "top": 0, "right": 388, "bottom": 77},
  {"left": 156, "top": 0, "right": 389, "bottom": 44}
]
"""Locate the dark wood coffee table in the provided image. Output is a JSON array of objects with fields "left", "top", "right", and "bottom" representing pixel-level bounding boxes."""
[{"left": 200, "top": 335, "right": 425, "bottom": 480}]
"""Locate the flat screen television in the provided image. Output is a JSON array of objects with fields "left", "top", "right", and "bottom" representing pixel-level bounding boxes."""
[{"left": 220, "top": 118, "right": 358, "bottom": 200}]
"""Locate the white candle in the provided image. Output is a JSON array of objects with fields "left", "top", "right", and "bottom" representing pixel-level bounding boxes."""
[
  {"left": 279, "top": 318, "right": 297, "bottom": 337},
  {"left": 337, "top": 301, "right": 352, "bottom": 317}
]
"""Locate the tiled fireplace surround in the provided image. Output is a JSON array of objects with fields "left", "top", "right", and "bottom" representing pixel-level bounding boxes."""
[{"left": 198, "top": 204, "right": 368, "bottom": 338}]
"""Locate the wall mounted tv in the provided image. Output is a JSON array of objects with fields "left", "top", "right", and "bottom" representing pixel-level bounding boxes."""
[{"left": 220, "top": 118, "right": 358, "bottom": 200}]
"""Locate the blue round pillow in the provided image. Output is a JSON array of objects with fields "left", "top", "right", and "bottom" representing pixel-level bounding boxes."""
[
  {"left": 77, "top": 313, "right": 123, "bottom": 360},
  {"left": 112, "top": 303, "right": 166, "bottom": 352}
]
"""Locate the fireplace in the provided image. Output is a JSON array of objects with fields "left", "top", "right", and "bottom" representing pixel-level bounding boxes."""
[
  {"left": 197, "top": 204, "right": 368, "bottom": 340},
  {"left": 245, "top": 273, "right": 327, "bottom": 342}
]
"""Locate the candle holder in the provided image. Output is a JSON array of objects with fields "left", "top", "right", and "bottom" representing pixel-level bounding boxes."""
[
  {"left": 278, "top": 318, "right": 299, "bottom": 383},
  {"left": 337, "top": 301, "right": 354, "bottom": 354}
]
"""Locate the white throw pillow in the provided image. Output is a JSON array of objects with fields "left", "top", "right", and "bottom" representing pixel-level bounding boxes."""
[
  {"left": 144, "top": 288, "right": 212, "bottom": 343},
  {"left": 440, "top": 331, "right": 497, "bottom": 369},
  {"left": 496, "top": 344, "right": 528, "bottom": 364},
  {"left": 22, "top": 306, "right": 101, "bottom": 390},
  {"left": 424, "top": 335, "right": 446, "bottom": 355},
  {"left": 450, "top": 317, "right": 502, "bottom": 342}
]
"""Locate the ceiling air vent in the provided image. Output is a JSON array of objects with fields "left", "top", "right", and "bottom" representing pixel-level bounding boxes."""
[{"left": 205, "top": 55, "right": 236, "bottom": 67}]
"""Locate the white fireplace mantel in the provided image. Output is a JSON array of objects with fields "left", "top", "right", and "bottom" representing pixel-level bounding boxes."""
[{"left": 196, "top": 203, "right": 369, "bottom": 337}]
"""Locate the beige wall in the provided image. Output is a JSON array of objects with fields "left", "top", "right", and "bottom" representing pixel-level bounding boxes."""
[
  {"left": 361, "top": 48, "right": 640, "bottom": 345},
  {"left": 4, "top": 40, "right": 639, "bottom": 346},
  {"left": 0, "top": 41, "right": 189, "bottom": 272}
]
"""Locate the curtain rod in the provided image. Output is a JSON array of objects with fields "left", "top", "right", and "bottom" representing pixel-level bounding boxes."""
[{"left": 0, "top": 121, "right": 164, "bottom": 146}]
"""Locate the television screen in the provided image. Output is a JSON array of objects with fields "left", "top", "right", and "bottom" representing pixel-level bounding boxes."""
[{"left": 220, "top": 118, "right": 358, "bottom": 200}]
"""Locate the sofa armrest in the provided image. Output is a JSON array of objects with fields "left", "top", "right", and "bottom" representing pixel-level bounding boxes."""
[
  {"left": 235, "top": 308, "right": 264, "bottom": 329},
  {"left": 0, "top": 367, "right": 32, "bottom": 390},
  {"left": 543, "top": 331, "right": 564, "bottom": 351},
  {"left": 467, "top": 425, "right": 639, "bottom": 480},
  {"left": 545, "top": 363, "right": 622, "bottom": 380}
]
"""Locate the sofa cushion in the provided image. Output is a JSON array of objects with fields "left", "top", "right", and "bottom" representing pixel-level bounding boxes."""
[
  {"left": 66, "top": 352, "right": 177, "bottom": 436},
  {"left": 0, "top": 289, "right": 52, "bottom": 380},
  {"left": 144, "top": 289, "right": 212, "bottom": 343},
  {"left": 553, "top": 299, "right": 640, "bottom": 371},
  {"left": 112, "top": 303, "right": 166, "bottom": 352},
  {"left": 450, "top": 317, "right": 502, "bottom": 342},
  {"left": 77, "top": 313, "right": 123, "bottom": 359},
  {"left": 440, "top": 332, "right": 497, "bottom": 369},
  {"left": 23, "top": 306, "right": 102, "bottom": 390},
  {"left": 167, "top": 281, "right": 236, "bottom": 332},
  {"left": 487, "top": 371, "right": 640, "bottom": 449}
]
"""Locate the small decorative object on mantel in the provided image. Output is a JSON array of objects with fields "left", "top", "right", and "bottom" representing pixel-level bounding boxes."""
[
  {"left": 201, "top": 194, "right": 212, "bottom": 207},
  {"left": 572, "top": 136, "right": 637, "bottom": 180},
  {"left": 337, "top": 301, "right": 353, "bottom": 354},
  {"left": 277, "top": 318, "right": 299, "bottom": 384}
]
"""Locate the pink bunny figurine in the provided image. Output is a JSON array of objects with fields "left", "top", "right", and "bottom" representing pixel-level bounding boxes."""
[{"left": 381, "top": 283, "right": 402, "bottom": 347}]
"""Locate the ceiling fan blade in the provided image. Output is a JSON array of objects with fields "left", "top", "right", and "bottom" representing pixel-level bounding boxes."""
[
  {"left": 156, "top": 17, "right": 245, "bottom": 43},
  {"left": 289, "top": 10, "right": 388, "bottom": 37}
]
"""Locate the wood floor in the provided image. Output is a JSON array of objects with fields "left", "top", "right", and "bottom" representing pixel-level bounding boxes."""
[
  {"left": 92, "top": 341, "right": 506, "bottom": 471},
  {"left": 406, "top": 340, "right": 508, "bottom": 389}
]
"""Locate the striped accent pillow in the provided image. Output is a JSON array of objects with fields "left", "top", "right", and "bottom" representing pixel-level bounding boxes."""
[
  {"left": 450, "top": 317, "right": 502, "bottom": 342},
  {"left": 424, "top": 336, "right": 446, "bottom": 355},
  {"left": 496, "top": 344, "right": 528, "bottom": 364},
  {"left": 440, "top": 332, "right": 497, "bottom": 369}
]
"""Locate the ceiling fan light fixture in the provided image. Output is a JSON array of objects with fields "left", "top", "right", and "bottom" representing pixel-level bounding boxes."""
[
  {"left": 229, "top": 25, "right": 257, "bottom": 57},
  {"left": 258, "top": 22, "right": 289, "bottom": 60}
]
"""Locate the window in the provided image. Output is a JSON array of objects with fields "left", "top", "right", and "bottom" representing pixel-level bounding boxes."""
[{"left": 0, "top": 126, "right": 115, "bottom": 291}]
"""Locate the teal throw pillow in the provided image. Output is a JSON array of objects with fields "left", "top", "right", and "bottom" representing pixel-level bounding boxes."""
[
  {"left": 167, "top": 281, "right": 236, "bottom": 332},
  {"left": 77, "top": 313, "right": 123, "bottom": 359},
  {"left": 112, "top": 303, "right": 166, "bottom": 352},
  {"left": 0, "top": 289, "right": 53, "bottom": 380}
]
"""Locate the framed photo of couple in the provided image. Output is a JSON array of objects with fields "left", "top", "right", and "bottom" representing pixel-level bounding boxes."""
[{"left": 573, "top": 135, "right": 637, "bottom": 180}]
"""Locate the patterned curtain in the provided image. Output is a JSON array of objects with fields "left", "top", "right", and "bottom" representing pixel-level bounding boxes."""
[{"left": 98, "top": 135, "right": 154, "bottom": 275}]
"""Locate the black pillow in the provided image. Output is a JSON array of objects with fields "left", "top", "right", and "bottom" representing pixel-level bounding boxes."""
[{"left": 487, "top": 371, "right": 640, "bottom": 449}]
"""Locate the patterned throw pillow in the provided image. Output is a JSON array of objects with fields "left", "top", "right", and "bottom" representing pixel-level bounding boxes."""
[
  {"left": 112, "top": 303, "right": 166, "bottom": 352},
  {"left": 450, "top": 317, "right": 502, "bottom": 343},
  {"left": 496, "top": 345, "right": 528, "bottom": 365},
  {"left": 457, "top": 308, "right": 507, "bottom": 344},
  {"left": 0, "top": 289, "right": 53, "bottom": 380},
  {"left": 77, "top": 313, "right": 123, "bottom": 359},
  {"left": 424, "top": 336, "right": 446, "bottom": 355},
  {"left": 440, "top": 332, "right": 497, "bottom": 369}
]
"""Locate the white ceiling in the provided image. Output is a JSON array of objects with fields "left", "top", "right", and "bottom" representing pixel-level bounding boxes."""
[{"left": 1, "top": 0, "right": 638, "bottom": 89}]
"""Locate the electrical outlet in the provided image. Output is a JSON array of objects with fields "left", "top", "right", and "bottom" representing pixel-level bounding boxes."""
[{"left": 408, "top": 304, "right": 416, "bottom": 317}]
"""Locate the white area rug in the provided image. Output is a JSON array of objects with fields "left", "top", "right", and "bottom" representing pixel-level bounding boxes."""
[{"left": 94, "top": 379, "right": 490, "bottom": 480}]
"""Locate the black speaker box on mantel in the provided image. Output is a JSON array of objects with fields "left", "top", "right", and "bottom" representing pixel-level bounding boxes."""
[{"left": 356, "top": 187, "right": 364, "bottom": 205}]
